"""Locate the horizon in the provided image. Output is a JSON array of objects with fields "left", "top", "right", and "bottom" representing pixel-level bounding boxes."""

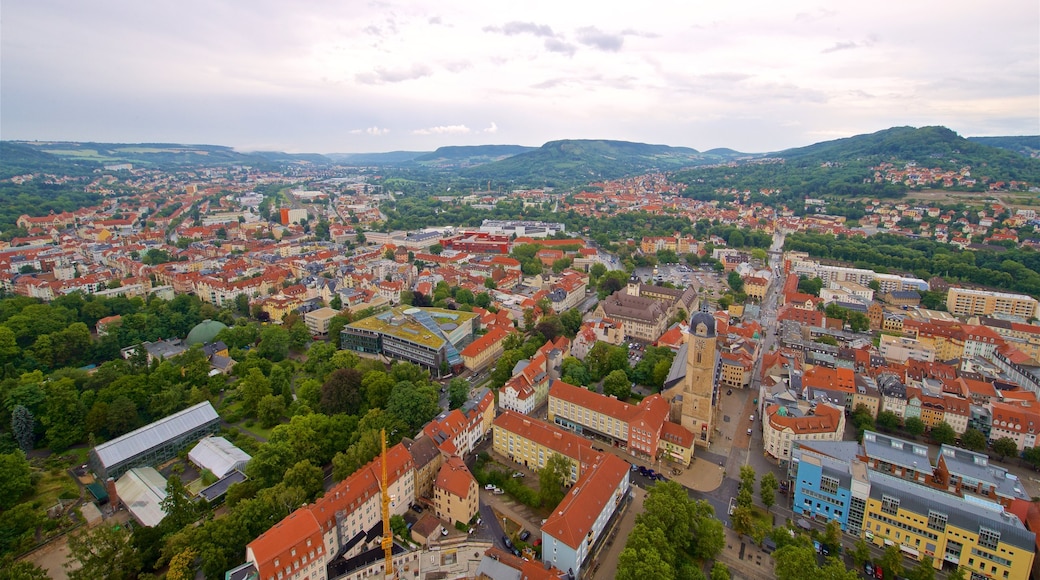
[{"left": 2, "top": 1, "right": 1038, "bottom": 153}]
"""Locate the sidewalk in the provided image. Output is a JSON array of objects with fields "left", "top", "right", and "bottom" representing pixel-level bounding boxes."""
[{"left": 715, "top": 525, "right": 776, "bottom": 580}]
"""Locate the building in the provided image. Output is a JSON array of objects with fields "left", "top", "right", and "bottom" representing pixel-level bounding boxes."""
[
  {"left": 592, "top": 277, "right": 696, "bottom": 342},
  {"left": 114, "top": 467, "right": 169, "bottom": 528},
  {"left": 547, "top": 381, "right": 695, "bottom": 465},
  {"left": 663, "top": 312, "right": 720, "bottom": 448},
  {"left": 341, "top": 307, "right": 478, "bottom": 373},
  {"left": 421, "top": 389, "right": 496, "bottom": 456},
  {"left": 433, "top": 455, "right": 478, "bottom": 526},
  {"left": 279, "top": 207, "right": 308, "bottom": 225},
  {"left": 762, "top": 401, "right": 845, "bottom": 465},
  {"left": 493, "top": 411, "right": 600, "bottom": 484},
  {"left": 879, "top": 334, "right": 937, "bottom": 365},
  {"left": 790, "top": 441, "right": 861, "bottom": 530},
  {"left": 947, "top": 287, "right": 1038, "bottom": 320},
  {"left": 188, "top": 436, "right": 251, "bottom": 479},
  {"left": 459, "top": 325, "right": 511, "bottom": 373},
  {"left": 861, "top": 471, "right": 1034, "bottom": 580},
  {"left": 304, "top": 307, "right": 340, "bottom": 338},
  {"left": 540, "top": 453, "right": 630, "bottom": 578},
  {"left": 89, "top": 401, "right": 221, "bottom": 480},
  {"left": 402, "top": 436, "right": 443, "bottom": 502}
]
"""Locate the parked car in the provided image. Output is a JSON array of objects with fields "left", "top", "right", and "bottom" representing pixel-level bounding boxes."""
[
  {"left": 638, "top": 466, "right": 649, "bottom": 476},
  {"left": 485, "top": 484, "right": 497, "bottom": 491},
  {"left": 747, "top": 428, "right": 753, "bottom": 436},
  {"left": 874, "top": 565, "right": 883, "bottom": 579},
  {"left": 864, "top": 563, "right": 875, "bottom": 577},
  {"left": 512, "top": 471, "right": 525, "bottom": 478},
  {"left": 503, "top": 536, "right": 513, "bottom": 549},
  {"left": 519, "top": 530, "right": 531, "bottom": 541},
  {"left": 411, "top": 503, "right": 423, "bottom": 513},
  {"left": 630, "top": 463, "right": 639, "bottom": 472},
  {"left": 492, "top": 487, "right": 505, "bottom": 495}
]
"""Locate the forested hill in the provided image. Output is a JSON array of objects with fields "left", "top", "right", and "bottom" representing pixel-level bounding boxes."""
[
  {"left": 413, "top": 144, "right": 536, "bottom": 168},
  {"left": 673, "top": 126, "right": 1040, "bottom": 202},
  {"left": 4, "top": 141, "right": 331, "bottom": 169},
  {"left": 967, "top": 135, "right": 1040, "bottom": 159},
  {"left": 460, "top": 139, "right": 742, "bottom": 187}
]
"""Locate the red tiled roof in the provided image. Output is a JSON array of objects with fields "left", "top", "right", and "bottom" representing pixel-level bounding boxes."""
[
  {"left": 541, "top": 453, "right": 628, "bottom": 549},
  {"left": 435, "top": 455, "right": 476, "bottom": 500}
]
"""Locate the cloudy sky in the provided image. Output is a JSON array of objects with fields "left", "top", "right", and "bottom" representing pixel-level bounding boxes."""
[{"left": 2, "top": 0, "right": 1037, "bottom": 154}]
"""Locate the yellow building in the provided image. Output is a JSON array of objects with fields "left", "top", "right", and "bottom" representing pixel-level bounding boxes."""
[
  {"left": 861, "top": 471, "right": 1035, "bottom": 580},
  {"left": 492, "top": 410, "right": 598, "bottom": 484},
  {"left": 744, "top": 277, "right": 769, "bottom": 301},
  {"left": 947, "top": 287, "right": 1038, "bottom": 319},
  {"left": 433, "top": 456, "right": 478, "bottom": 526}
]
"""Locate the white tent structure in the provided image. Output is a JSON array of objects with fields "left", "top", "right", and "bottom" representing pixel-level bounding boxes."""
[
  {"left": 188, "top": 436, "right": 251, "bottom": 479},
  {"left": 115, "top": 467, "right": 168, "bottom": 527}
]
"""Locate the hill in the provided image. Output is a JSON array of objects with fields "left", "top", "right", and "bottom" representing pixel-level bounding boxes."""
[
  {"left": 460, "top": 139, "right": 739, "bottom": 187},
  {"left": 967, "top": 136, "right": 1040, "bottom": 159},
  {"left": 326, "top": 151, "right": 429, "bottom": 164},
  {"left": 673, "top": 126, "right": 1040, "bottom": 203},
  {"left": 6, "top": 141, "right": 330, "bottom": 169},
  {"left": 413, "top": 144, "right": 535, "bottom": 168}
]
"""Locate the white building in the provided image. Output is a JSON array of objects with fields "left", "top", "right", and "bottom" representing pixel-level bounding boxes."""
[{"left": 188, "top": 436, "right": 251, "bottom": 479}]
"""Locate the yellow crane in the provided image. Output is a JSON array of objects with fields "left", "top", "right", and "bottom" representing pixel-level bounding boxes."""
[{"left": 380, "top": 428, "right": 394, "bottom": 578}]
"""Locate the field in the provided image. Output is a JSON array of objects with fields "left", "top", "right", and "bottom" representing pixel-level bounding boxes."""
[
  {"left": 42, "top": 149, "right": 116, "bottom": 160},
  {"left": 882, "top": 188, "right": 1040, "bottom": 209}
]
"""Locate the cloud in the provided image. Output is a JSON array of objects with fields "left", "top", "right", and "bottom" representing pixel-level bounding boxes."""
[
  {"left": 349, "top": 126, "right": 390, "bottom": 136},
  {"left": 544, "top": 38, "right": 577, "bottom": 56},
  {"left": 576, "top": 27, "right": 624, "bottom": 52},
  {"left": 444, "top": 60, "right": 472, "bottom": 73},
  {"left": 355, "top": 64, "right": 432, "bottom": 84},
  {"left": 822, "top": 41, "right": 862, "bottom": 54},
  {"left": 412, "top": 124, "right": 471, "bottom": 135},
  {"left": 483, "top": 122, "right": 498, "bottom": 133},
  {"left": 484, "top": 21, "right": 557, "bottom": 38},
  {"left": 428, "top": 16, "right": 442, "bottom": 25}
]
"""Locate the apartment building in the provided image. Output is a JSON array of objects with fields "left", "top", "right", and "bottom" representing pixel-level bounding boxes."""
[
  {"left": 947, "top": 287, "right": 1038, "bottom": 320},
  {"left": 433, "top": 455, "right": 478, "bottom": 526},
  {"left": 459, "top": 325, "right": 511, "bottom": 373},
  {"left": 547, "top": 381, "right": 695, "bottom": 465},
  {"left": 492, "top": 410, "right": 601, "bottom": 484},
  {"left": 762, "top": 401, "right": 845, "bottom": 464}
]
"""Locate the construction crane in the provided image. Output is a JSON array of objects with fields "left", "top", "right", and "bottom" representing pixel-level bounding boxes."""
[{"left": 380, "top": 428, "right": 394, "bottom": 578}]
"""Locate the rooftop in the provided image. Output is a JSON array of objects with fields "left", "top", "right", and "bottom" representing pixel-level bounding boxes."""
[
  {"left": 347, "top": 306, "right": 477, "bottom": 349},
  {"left": 93, "top": 401, "right": 220, "bottom": 469}
]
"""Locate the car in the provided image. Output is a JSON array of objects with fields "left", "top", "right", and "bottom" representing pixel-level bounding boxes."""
[
  {"left": 750, "top": 414, "right": 755, "bottom": 422},
  {"left": 519, "top": 530, "right": 531, "bottom": 541},
  {"left": 631, "top": 463, "right": 639, "bottom": 472},
  {"left": 485, "top": 484, "right": 497, "bottom": 491},
  {"left": 411, "top": 503, "right": 423, "bottom": 513},
  {"left": 492, "top": 487, "right": 505, "bottom": 495},
  {"left": 864, "top": 563, "right": 875, "bottom": 577},
  {"left": 821, "top": 545, "right": 830, "bottom": 556},
  {"left": 813, "top": 540, "right": 821, "bottom": 553},
  {"left": 726, "top": 389, "right": 732, "bottom": 395},
  {"left": 441, "top": 527, "right": 449, "bottom": 536},
  {"left": 747, "top": 428, "right": 753, "bottom": 436},
  {"left": 512, "top": 472, "right": 525, "bottom": 478},
  {"left": 503, "top": 536, "right": 513, "bottom": 549},
  {"left": 638, "top": 466, "right": 649, "bottom": 476},
  {"left": 874, "top": 565, "right": 883, "bottom": 579},
  {"left": 647, "top": 469, "right": 657, "bottom": 478}
]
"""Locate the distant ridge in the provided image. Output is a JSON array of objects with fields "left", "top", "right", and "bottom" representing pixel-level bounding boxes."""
[
  {"left": 413, "top": 144, "right": 535, "bottom": 168},
  {"left": 325, "top": 151, "right": 428, "bottom": 164}
]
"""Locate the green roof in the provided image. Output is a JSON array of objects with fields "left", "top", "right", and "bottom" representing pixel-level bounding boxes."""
[
  {"left": 346, "top": 307, "right": 477, "bottom": 349},
  {"left": 186, "top": 319, "right": 228, "bottom": 346}
]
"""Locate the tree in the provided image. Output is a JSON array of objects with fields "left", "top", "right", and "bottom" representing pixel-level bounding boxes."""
[
  {"left": 879, "top": 545, "right": 904, "bottom": 579},
  {"left": 1, "top": 561, "right": 50, "bottom": 580},
  {"left": 822, "top": 519, "right": 842, "bottom": 551},
  {"left": 760, "top": 471, "right": 778, "bottom": 511},
  {"left": 710, "top": 562, "right": 730, "bottom": 580},
  {"left": 961, "top": 428, "right": 987, "bottom": 452},
  {"left": 0, "top": 451, "right": 33, "bottom": 509},
  {"left": 320, "top": 368, "right": 363, "bottom": 415},
  {"left": 774, "top": 543, "right": 818, "bottom": 580},
  {"left": 43, "top": 378, "right": 84, "bottom": 451},
  {"left": 160, "top": 474, "right": 199, "bottom": 531},
  {"left": 257, "top": 325, "right": 290, "bottom": 362},
  {"left": 386, "top": 381, "right": 439, "bottom": 433},
  {"left": 876, "top": 410, "right": 901, "bottom": 432},
  {"left": 739, "top": 464, "right": 756, "bottom": 495},
  {"left": 929, "top": 421, "right": 956, "bottom": 445},
  {"left": 560, "top": 308, "right": 583, "bottom": 337},
  {"left": 906, "top": 556, "right": 936, "bottom": 580},
  {"left": 237, "top": 368, "right": 272, "bottom": 417},
  {"left": 850, "top": 537, "right": 871, "bottom": 568},
  {"left": 66, "top": 524, "right": 141, "bottom": 580},
  {"left": 689, "top": 499, "right": 725, "bottom": 559},
  {"left": 993, "top": 436, "right": 1018, "bottom": 461},
  {"left": 283, "top": 459, "right": 325, "bottom": 500},
  {"left": 603, "top": 370, "right": 632, "bottom": 400},
  {"left": 448, "top": 378, "right": 468, "bottom": 410},
  {"left": 616, "top": 525, "right": 674, "bottom": 580},
  {"left": 904, "top": 416, "right": 925, "bottom": 437},
  {"left": 11, "top": 404, "right": 34, "bottom": 452},
  {"left": 539, "top": 453, "right": 571, "bottom": 508},
  {"left": 257, "top": 394, "right": 286, "bottom": 428},
  {"left": 731, "top": 505, "right": 754, "bottom": 536}
]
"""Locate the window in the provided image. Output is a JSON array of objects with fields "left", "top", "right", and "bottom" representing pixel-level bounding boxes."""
[
  {"left": 927, "top": 510, "right": 948, "bottom": 532},
  {"left": 881, "top": 495, "right": 900, "bottom": 516},
  {"left": 978, "top": 527, "right": 1000, "bottom": 551},
  {"left": 820, "top": 475, "right": 839, "bottom": 495}
]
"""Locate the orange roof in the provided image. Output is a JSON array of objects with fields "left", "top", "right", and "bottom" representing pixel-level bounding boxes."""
[
  {"left": 802, "top": 366, "right": 855, "bottom": 392},
  {"left": 247, "top": 506, "right": 323, "bottom": 579},
  {"left": 494, "top": 410, "right": 599, "bottom": 466},
  {"left": 549, "top": 380, "right": 634, "bottom": 421},
  {"left": 660, "top": 420, "right": 695, "bottom": 447},
  {"left": 435, "top": 455, "right": 476, "bottom": 500},
  {"left": 541, "top": 453, "right": 628, "bottom": 549},
  {"left": 459, "top": 325, "right": 511, "bottom": 358},
  {"left": 766, "top": 402, "right": 843, "bottom": 435}
]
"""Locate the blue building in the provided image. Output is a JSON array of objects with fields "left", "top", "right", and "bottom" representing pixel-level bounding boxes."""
[{"left": 790, "top": 440, "right": 861, "bottom": 532}]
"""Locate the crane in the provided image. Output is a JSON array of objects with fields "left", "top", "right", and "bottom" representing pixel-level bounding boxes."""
[{"left": 380, "top": 428, "right": 394, "bottom": 578}]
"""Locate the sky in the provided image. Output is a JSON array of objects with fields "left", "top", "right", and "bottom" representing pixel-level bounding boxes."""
[{"left": 2, "top": 0, "right": 1038, "bottom": 154}]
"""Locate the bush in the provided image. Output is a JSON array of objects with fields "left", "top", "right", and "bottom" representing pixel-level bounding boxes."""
[{"left": 455, "top": 521, "right": 469, "bottom": 532}]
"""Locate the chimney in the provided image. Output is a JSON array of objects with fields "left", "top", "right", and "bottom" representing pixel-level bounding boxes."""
[{"left": 106, "top": 477, "right": 119, "bottom": 508}]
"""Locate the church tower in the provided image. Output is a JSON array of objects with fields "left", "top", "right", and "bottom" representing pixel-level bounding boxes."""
[
  {"left": 680, "top": 311, "right": 718, "bottom": 446},
  {"left": 626, "top": 275, "right": 640, "bottom": 297}
]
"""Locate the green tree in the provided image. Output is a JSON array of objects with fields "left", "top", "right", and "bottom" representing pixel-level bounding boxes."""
[
  {"left": 66, "top": 524, "right": 141, "bottom": 580},
  {"left": 257, "top": 325, "right": 290, "bottom": 362},
  {"left": 237, "top": 368, "right": 272, "bottom": 417},
  {"left": 602, "top": 369, "right": 632, "bottom": 400},
  {"left": 1, "top": 560, "right": 50, "bottom": 580},
  {"left": 774, "top": 542, "right": 818, "bottom": 580},
  {"left": 539, "top": 453, "right": 571, "bottom": 508},
  {"left": 710, "top": 562, "right": 730, "bottom": 580},
  {"left": 850, "top": 537, "right": 871, "bottom": 568},
  {"left": 929, "top": 421, "right": 956, "bottom": 445},
  {"left": 616, "top": 525, "right": 674, "bottom": 580},
  {"left": 0, "top": 451, "right": 33, "bottom": 509},
  {"left": 992, "top": 436, "right": 1018, "bottom": 461},
  {"left": 904, "top": 416, "right": 925, "bottom": 437},
  {"left": 257, "top": 394, "right": 286, "bottom": 428},
  {"left": 160, "top": 474, "right": 199, "bottom": 531},
  {"left": 320, "top": 368, "right": 363, "bottom": 415},
  {"left": 690, "top": 499, "right": 725, "bottom": 560},
  {"left": 43, "top": 378, "right": 84, "bottom": 451},
  {"left": 876, "top": 410, "right": 901, "bottom": 432},
  {"left": 822, "top": 519, "right": 841, "bottom": 551},
  {"left": 906, "top": 556, "right": 936, "bottom": 580},
  {"left": 11, "top": 404, "right": 34, "bottom": 452},
  {"left": 386, "top": 381, "right": 439, "bottom": 433},
  {"left": 283, "top": 459, "right": 325, "bottom": 500},
  {"left": 760, "top": 471, "right": 778, "bottom": 512},
  {"left": 879, "top": 545, "right": 904, "bottom": 579},
  {"left": 560, "top": 308, "right": 583, "bottom": 337},
  {"left": 961, "top": 427, "right": 987, "bottom": 452},
  {"left": 448, "top": 378, "right": 469, "bottom": 410}
]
